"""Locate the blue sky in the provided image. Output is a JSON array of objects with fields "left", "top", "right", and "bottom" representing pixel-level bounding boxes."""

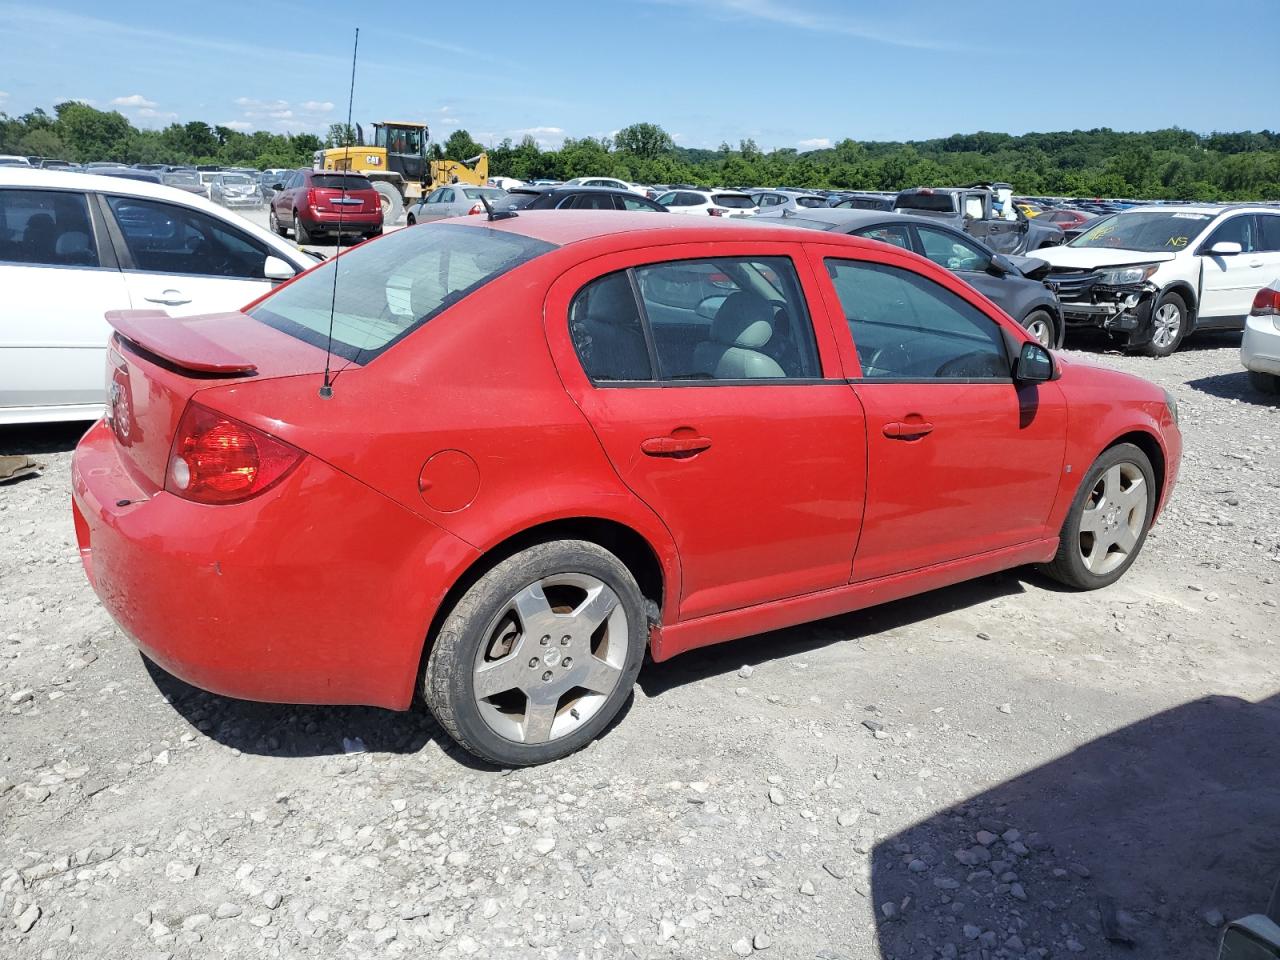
[{"left": 1, "top": 0, "right": 1276, "bottom": 150}]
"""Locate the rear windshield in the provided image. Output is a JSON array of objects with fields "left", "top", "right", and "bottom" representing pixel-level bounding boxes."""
[
  {"left": 312, "top": 174, "right": 375, "bottom": 191},
  {"left": 493, "top": 191, "right": 542, "bottom": 211},
  {"left": 463, "top": 187, "right": 506, "bottom": 200},
  {"left": 895, "top": 193, "right": 956, "bottom": 213},
  {"left": 794, "top": 196, "right": 827, "bottom": 208},
  {"left": 249, "top": 223, "right": 556, "bottom": 363},
  {"left": 163, "top": 171, "right": 199, "bottom": 185},
  {"left": 220, "top": 174, "right": 254, "bottom": 185},
  {"left": 1069, "top": 211, "right": 1214, "bottom": 252},
  {"left": 712, "top": 193, "right": 756, "bottom": 209}
]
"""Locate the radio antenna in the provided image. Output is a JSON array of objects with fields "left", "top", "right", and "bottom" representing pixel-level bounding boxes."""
[{"left": 320, "top": 26, "right": 360, "bottom": 400}]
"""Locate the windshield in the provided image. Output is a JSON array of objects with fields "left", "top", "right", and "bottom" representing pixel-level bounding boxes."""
[
  {"left": 220, "top": 174, "right": 253, "bottom": 185},
  {"left": 713, "top": 194, "right": 756, "bottom": 209},
  {"left": 249, "top": 223, "right": 556, "bottom": 362},
  {"left": 163, "top": 171, "right": 199, "bottom": 185},
  {"left": 895, "top": 193, "right": 956, "bottom": 213},
  {"left": 1070, "top": 211, "right": 1215, "bottom": 252},
  {"left": 494, "top": 191, "right": 542, "bottom": 211}
]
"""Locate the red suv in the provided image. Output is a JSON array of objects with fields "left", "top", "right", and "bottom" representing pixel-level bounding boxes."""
[
  {"left": 268, "top": 169, "right": 382, "bottom": 243},
  {"left": 72, "top": 213, "right": 1182, "bottom": 766}
]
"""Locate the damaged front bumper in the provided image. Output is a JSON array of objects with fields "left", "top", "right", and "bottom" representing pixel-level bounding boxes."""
[{"left": 1050, "top": 275, "right": 1160, "bottom": 342}]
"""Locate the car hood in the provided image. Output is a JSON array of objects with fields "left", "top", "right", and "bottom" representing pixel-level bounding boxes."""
[{"left": 1033, "top": 246, "right": 1177, "bottom": 270}]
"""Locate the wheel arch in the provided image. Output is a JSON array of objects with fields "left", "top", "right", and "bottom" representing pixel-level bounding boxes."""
[
  {"left": 1021, "top": 300, "right": 1065, "bottom": 348},
  {"left": 1159, "top": 281, "right": 1198, "bottom": 324},
  {"left": 1104, "top": 429, "right": 1168, "bottom": 514}
]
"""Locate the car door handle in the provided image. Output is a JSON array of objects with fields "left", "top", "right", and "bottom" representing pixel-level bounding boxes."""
[
  {"left": 640, "top": 436, "right": 712, "bottom": 457},
  {"left": 1250, "top": 260, "right": 1264, "bottom": 268},
  {"left": 145, "top": 291, "right": 191, "bottom": 306},
  {"left": 883, "top": 420, "right": 934, "bottom": 439}
]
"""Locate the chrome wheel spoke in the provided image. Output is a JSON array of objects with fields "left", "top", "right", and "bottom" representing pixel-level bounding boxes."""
[
  {"left": 574, "top": 584, "right": 620, "bottom": 636},
  {"left": 1076, "top": 460, "right": 1149, "bottom": 576},
  {"left": 512, "top": 582, "right": 555, "bottom": 635},
  {"left": 581, "top": 655, "right": 623, "bottom": 696},
  {"left": 473, "top": 647, "right": 528, "bottom": 699},
  {"left": 522, "top": 695, "right": 559, "bottom": 743},
  {"left": 1079, "top": 504, "right": 1107, "bottom": 534},
  {"left": 1113, "top": 523, "right": 1139, "bottom": 555}
]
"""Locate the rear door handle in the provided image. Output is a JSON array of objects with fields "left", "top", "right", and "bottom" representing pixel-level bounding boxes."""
[
  {"left": 641, "top": 436, "right": 712, "bottom": 457},
  {"left": 883, "top": 420, "right": 934, "bottom": 439},
  {"left": 1250, "top": 260, "right": 1264, "bottom": 268},
  {"left": 145, "top": 290, "right": 191, "bottom": 307}
]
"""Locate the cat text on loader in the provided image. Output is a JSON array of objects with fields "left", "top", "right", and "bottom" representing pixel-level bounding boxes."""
[{"left": 318, "top": 121, "right": 489, "bottom": 224}]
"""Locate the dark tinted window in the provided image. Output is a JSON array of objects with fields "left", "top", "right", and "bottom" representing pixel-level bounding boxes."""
[
  {"left": 569, "top": 272, "right": 652, "bottom": 382},
  {"left": 106, "top": 196, "right": 269, "bottom": 279},
  {"left": 795, "top": 196, "right": 826, "bottom": 208},
  {"left": 635, "top": 257, "right": 820, "bottom": 381},
  {"left": 712, "top": 194, "right": 755, "bottom": 209},
  {"left": 621, "top": 195, "right": 661, "bottom": 212},
  {"left": 494, "top": 191, "right": 542, "bottom": 211},
  {"left": 311, "top": 174, "right": 375, "bottom": 191},
  {"left": 0, "top": 189, "right": 99, "bottom": 267},
  {"left": 1205, "top": 215, "right": 1257, "bottom": 253},
  {"left": 853, "top": 223, "right": 912, "bottom": 251},
  {"left": 826, "top": 259, "right": 1009, "bottom": 380},
  {"left": 1257, "top": 215, "right": 1280, "bottom": 253},
  {"left": 894, "top": 193, "right": 955, "bottom": 213},
  {"left": 915, "top": 226, "right": 991, "bottom": 272}
]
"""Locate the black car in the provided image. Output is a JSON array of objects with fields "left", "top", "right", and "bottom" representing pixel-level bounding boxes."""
[
  {"left": 758, "top": 208, "right": 1065, "bottom": 347},
  {"left": 492, "top": 185, "right": 668, "bottom": 213},
  {"left": 830, "top": 192, "right": 895, "bottom": 211}
]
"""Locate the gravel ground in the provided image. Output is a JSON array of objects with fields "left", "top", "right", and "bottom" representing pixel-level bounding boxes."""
[{"left": 1, "top": 332, "right": 1277, "bottom": 960}]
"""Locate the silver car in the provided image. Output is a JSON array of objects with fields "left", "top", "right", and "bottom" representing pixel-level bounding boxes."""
[
  {"left": 210, "top": 173, "right": 262, "bottom": 208},
  {"left": 406, "top": 185, "right": 507, "bottom": 225}
]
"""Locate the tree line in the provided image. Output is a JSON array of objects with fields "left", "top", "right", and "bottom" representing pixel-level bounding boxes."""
[{"left": 4, "top": 104, "right": 1279, "bottom": 200}]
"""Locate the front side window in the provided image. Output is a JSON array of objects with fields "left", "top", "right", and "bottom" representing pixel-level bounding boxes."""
[
  {"left": 106, "top": 196, "right": 269, "bottom": 280},
  {"left": 1205, "top": 215, "right": 1256, "bottom": 253},
  {"left": 635, "top": 257, "right": 821, "bottom": 380},
  {"left": 853, "top": 223, "right": 911, "bottom": 251},
  {"left": 655, "top": 192, "right": 676, "bottom": 206},
  {"left": 569, "top": 272, "right": 652, "bottom": 382},
  {"left": 1257, "top": 215, "right": 1280, "bottom": 253},
  {"left": 826, "top": 259, "right": 1009, "bottom": 380},
  {"left": 0, "top": 188, "right": 99, "bottom": 267},
  {"left": 915, "top": 226, "right": 990, "bottom": 272},
  {"left": 250, "top": 222, "right": 554, "bottom": 362}
]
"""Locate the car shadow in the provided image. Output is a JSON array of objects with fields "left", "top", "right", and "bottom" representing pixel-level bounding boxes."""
[
  {"left": 869, "top": 692, "right": 1280, "bottom": 959},
  {"left": 140, "top": 653, "right": 636, "bottom": 771},
  {"left": 639, "top": 571, "right": 1028, "bottom": 698},
  {"left": 1188, "top": 371, "right": 1278, "bottom": 405},
  {"left": 0, "top": 421, "right": 93, "bottom": 456},
  {"left": 1064, "top": 329, "right": 1241, "bottom": 356}
]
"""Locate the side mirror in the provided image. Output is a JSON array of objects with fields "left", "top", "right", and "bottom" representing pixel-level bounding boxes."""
[
  {"left": 1209, "top": 241, "right": 1243, "bottom": 256},
  {"left": 988, "top": 253, "right": 1016, "bottom": 275},
  {"left": 1014, "top": 341, "right": 1054, "bottom": 382},
  {"left": 1220, "top": 916, "right": 1280, "bottom": 959},
  {"left": 263, "top": 255, "right": 295, "bottom": 281},
  {"left": 271, "top": 182, "right": 285, "bottom": 191}
]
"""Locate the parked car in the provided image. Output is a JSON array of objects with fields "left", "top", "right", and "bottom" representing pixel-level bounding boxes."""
[
  {"left": 1032, "top": 205, "right": 1280, "bottom": 355},
  {"left": 831, "top": 193, "right": 894, "bottom": 211},
  {"left": 562, "top": 176, "right": 647, "bottom": 196},
  {"left": 161, "top": 169, "right": 207, "bottom": 196},
  {"left": 894, "top": 186, "right": 1064, "bottom": 254},
  {"left": 92, "top": 168, "right": 162, "bottom": 184},
  {"left": 1243, "top": 282, "right": 1280, "bottom": 394},
  {"left": 752, "top": 190, "right": 829, "bottom": 214},
  {"left": 268, "top": 169, "right": 383, "bottom": 243},
  {"left": 38, "top": 159, "right": 79, "bottom": 171},
  {"left": 210, "top": 172, "right": 264, "bottom": 208},
  {"left": 1037, "top": 207, "right": 1094, "bottom": 232},
  {"left": 0, "top": 167, "right": 311, "bottom": 425},
  {"left": 259, "top": 168, "right": 291, "bottom": 202},
  {"left": 70, "top": 212, "right": 1181, "bottom": 766},
  {"left": 760, "top": 208, "right": 1065, "bottom": 347},
  {"left": 654, "top": 188, "right": 756, "bottom": 217},
  {"left": 492, "top": 185, "right": 666, "bottom": 213},
  {"left": 0, "top": 155, "right": 32, "bottom": 167},
  {"left": 407, "top": 185, "right": 509, "bottom": 224}
]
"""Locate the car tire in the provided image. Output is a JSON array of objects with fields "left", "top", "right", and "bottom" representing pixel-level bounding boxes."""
[
  {"left": 424, "top": 540, "right": 648, "bottom": 767},
  {"left": 1248, "top": 370, "right": 1280, "bottom": 395},
  {"left": 293, "top": 212, "right": 311, "bottom": 244},
  {"left": 1022, "top": 309, "right": 1056, "bottom": 349},
  {"left": 372, "top": 182, "right": 403, "bottom": 225},
  {"left": 406, "top": 214, "right": 416, "bottom": 226},
  {"left": 1040, "top": 442, "right": 1156, "bottom": 591},
  {"left": 268, "top": 207, "right": 287, "bottom": 237},
  {"left": 1138, "top": 293, "right": 1187, "bottom": 357}
]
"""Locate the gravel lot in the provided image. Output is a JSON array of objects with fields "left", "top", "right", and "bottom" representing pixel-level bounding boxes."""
[{"left": 1, "top": 329, "right": 1277, "bottom": 960}]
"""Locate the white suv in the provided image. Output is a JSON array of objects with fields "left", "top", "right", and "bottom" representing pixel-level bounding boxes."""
[
  {"left": 654, "top": 189, "right": 759, "bottom": 218},
  {"left": 1030, "top": 204, "right": 1280, "bottom": 356}
]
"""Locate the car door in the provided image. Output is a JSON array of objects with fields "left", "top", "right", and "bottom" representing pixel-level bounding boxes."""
[
  {"left": 544, "top": 242, "right": 868, "bottom": 621},
  {"left": 912, "top": 224, "right": 1013, "bottom": 309},
  {"left": 1198, "top": 214, "right": 1262, "bottom": 324},
  {"left": 808, "top": 244, "right": 1066, "bottom": 581},
  {"left": 102, "top": 193, "right": 279, "bottom": 316},
  {"left": 0, "top": 186, "right": 130, "bottom": 416},
  {"left": 1255, "top": 214, "right": 1280, "bottom": 289}
]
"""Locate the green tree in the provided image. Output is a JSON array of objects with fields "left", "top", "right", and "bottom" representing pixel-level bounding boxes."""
[
  {"left": 616, "top": 122, "right": 673, "bottom": 160},
  {"left": 443, "top": 128, "right": 484, "bottom": 160},
  {"left": 325, "top": 123, "right": 356, "bottom": 147},
  {"left": 55, "top": 102, "right": 132, "bottom": 162},
  {"left": 16, "top": 127, "right": 66, "bottom": 159}
]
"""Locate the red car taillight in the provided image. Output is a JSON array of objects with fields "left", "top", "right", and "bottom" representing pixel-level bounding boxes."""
[
  {"left": 166, "top": 403, "right": 304, "bottom": 504},
  {"left": 708, "top": 207, "right": 724, "bottom": 217},
  {"left": 306, "top": 188, "right": 318, "bottom": 209},
  {"left": 467, "top": 202, "right": 484, "bottom": 215},
  {"left": 1251, "top": 286, "right": 1280, "bottom": 317}
]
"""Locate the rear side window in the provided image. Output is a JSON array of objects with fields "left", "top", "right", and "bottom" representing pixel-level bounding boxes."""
[
  {"left": 0, "top": 189, "right": 99, "bottom": 267},
  {"left": 855, "top": 223, "right": 912, "bottom": 250},
  {"left": 825, "top": 259, "right": 1009, "bottom": 380},
  {"left": 712, "top": 194, "right": 755, "bottom": 209},
  {"left": 312, "top": 174, "right": 375, "bottom": 191},
  {"left": 620, "top": 195, "right": 660, "bottom": 212},
  {"left": 895, "top": 193, "right": 955, "bottom": 213},
  {"left": 915, "top": 226, "right": 990, "bottom": 271},
  {"left": 1258, "top": 214, "right": 1280, "bottom": 253},
  {"left": 106, "top": 196, "right": 270, "bottom": 279},
  {"left": 494, "top": 191, "right": 542, "bottom": 211},
  {"left": 568, "top": 192, "right": 618, "bottom": 210},
  {"left": 569, "top": 272, "right": 653, "bottom": 382},
  {"left": 250, "top": 223, "right": 555, "bottom": 362}
]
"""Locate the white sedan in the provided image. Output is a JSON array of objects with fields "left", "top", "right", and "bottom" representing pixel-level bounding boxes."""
[
  {"left": 562, "top": 176, "right": 648, "bottom": 196},
  {"left": 1243, "top": 281, "right": 1280, "bottom": 394},
  {"left": 654, "top": 188, "right": 758, "bottom": 218},
  {"left": 0, "top": 168, "right": 313, "bottom": 425}
]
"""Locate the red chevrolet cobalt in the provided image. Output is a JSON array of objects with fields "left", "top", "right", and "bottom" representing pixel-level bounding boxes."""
[{"left": 72, "top": 212, "right": 1181, "bottom": 765}]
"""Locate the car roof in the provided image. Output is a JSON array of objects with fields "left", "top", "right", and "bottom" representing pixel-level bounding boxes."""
[
  {"left": 514, "top": 185, "right": 639, "bottom": 196},
  {"left": 450, "top": 209, "right": 887, "bottom": 252},
  {"left": 763, "top": 208, "right": 954, "bottom": 231},
  {"left": 1120, "top": 203, "right": 1271, "bottom": 216}
]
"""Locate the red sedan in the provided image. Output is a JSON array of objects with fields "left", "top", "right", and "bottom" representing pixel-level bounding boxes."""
[{"left": 72, "top": 213, "right": 1182, "bottom": 766}]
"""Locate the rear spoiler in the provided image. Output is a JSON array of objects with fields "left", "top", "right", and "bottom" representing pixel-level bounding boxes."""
[{"left": 105, "top": 310, "right": 258, "bottom": 375}]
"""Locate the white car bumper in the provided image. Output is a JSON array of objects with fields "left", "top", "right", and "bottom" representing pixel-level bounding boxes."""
[{"left": 1242, "top": 313, "right": 1280, "bottom": 376}]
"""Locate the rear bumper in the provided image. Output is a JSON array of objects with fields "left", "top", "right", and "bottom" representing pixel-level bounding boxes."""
[
  {"left": 302, "top": 209, "right": 383, "bottom": 233},
  {"left": 71, "top": 420, "right": 478, "bottom": 709},
  {"left": 1242, "top": 314, "right": 1280, "bottom": 376}
]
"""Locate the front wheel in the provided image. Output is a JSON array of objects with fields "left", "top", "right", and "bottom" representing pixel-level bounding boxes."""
[
  {"left": 1138, "top": 293, "right": 1187, "bottom": 357},
  {"left": 424, "top": 541, "right": 648, "bottom": 766},
  {"left": 1040, "top": 443, "right": 1156, "bottom": 590},
  {"left": 1022, "top": 309, "right": 1056, "bottom": 348}
]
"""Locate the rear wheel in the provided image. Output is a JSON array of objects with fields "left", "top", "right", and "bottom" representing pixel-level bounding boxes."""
[
  {"left": 373, "top": 182, "right": 404, "bottom": 225},
  {"left": 1139, "top": 293, "right": 1187, "bottom": 357},
  {"left": 1248, "top": 370, "right": 1280, "bottom": 395},
  {"left": 424, "top": 541, "right": 648, "bottom": 766},
  {"left": 1041, "top": 443, "right": 1155, "bottom": 590},
  {"left": 268, "top": 206, "right": 287, "bottom": 237},
  {"left": 1022, "top": 309, "right": 1056, "bottom": 348},
  {"left": 406, "top": 214, "right": 417, "bottom": 226},
  {"left": 293, "top": 212, "right": 311, "bottom": 244}
]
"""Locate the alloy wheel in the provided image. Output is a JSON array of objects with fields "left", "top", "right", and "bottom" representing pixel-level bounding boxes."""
[
  {"left": 1025, "top": 316, "right": 1053, "bottom": 347},
  {"left": 1077, "top": 462, "right": 1148, "bottom": 576},
  {"left": 1151, "top": 303, "right": 1181, "bottom": 349},
  {"left": 471, "top": 574, "right": 628, "bottom": 744}
]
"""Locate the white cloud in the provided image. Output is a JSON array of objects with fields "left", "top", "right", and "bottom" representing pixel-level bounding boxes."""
[
  {"left": 220, "top": 120, "right": 254, "bottom": 132},
  {"left": 797, "top": 137, "right": 831, "bottom": 150},
  {"left": 509, "top": 126, "right": 566, "bottom": 148},
  {"left": 0, "top": 91, "right": 9, "bottom": 106},
  {"left": 650, "top": 0, "right": 949, "bottom": 50},
  {"left": 298, "top": 100, "right": 334, "bottom": 113},
  {"left": 110, "top": 93, "right": 156, "bottom": 109},
  {"left": 136, "top": 107, "right": 178, "bottom": 121}
]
